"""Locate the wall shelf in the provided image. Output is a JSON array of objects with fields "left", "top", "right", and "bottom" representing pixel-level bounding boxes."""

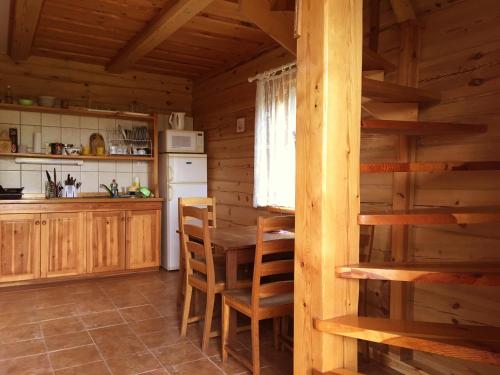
[
  {"left": 358, "top": 207, "right": 500, "bottom": 225},
  {"left": 360, "top": 161, "right": 500, "bottom": 173},
  {"left": 314, "top": 315, "right": 500, "bottom": 365},
  {"left": 337, "top": 262, "right": 500, "bottom": 286},
  {"left": 0, "top": 103, "right": 154, "bottom": 121},
  {"left": 361, "top": 119, "right": 487, "bottom": 135},
  {"left": 0, "top": 152, "right": 154, "bottom": 162}
]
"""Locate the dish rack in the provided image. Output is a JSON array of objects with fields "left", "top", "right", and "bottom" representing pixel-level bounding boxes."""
[{"left": 107, "top": 126, "right": 152, "bottom": 156}]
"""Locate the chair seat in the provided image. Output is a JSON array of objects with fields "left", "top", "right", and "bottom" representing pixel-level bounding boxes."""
[{"left": 223, "top": 288, "right": 293, "bottom": 318}]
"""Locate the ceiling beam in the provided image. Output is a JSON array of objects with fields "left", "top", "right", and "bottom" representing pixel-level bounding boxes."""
[
  {"left": 390, "top": 0, "right": 416, "bottom": 23},
  {"left": 240, "top": 0, "right": 297, "bottom": 56},
  {"left": 9, "top": 0, "right": 45, "bottom": 60},
  {"left": 107, "top": 0, "right": 215, "bottom": 74}
]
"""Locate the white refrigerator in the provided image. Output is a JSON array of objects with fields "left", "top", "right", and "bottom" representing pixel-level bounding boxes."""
[{"left": 159, "top": 153, "right": 207, "bottom": 270}]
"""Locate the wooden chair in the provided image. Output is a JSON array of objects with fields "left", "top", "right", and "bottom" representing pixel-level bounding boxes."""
[
  {"left": 221, "top": 215, "right": 295, "bottom": 375},
  {"left": 179, "top": 205, "right": 222, "bottom": 352},
  {"left": 177, "top": 197, "right": 216, "bottom": 308}
]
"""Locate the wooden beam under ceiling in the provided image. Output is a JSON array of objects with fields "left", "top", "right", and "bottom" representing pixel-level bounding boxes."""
[
  {"left": 389, "top": 0, "right": 416, "bottom": 23},
  {"left": 107, "top": 0, "right": 215, "bottom": 74},
  {"left": 9, "top": 0, "right": 45, "bottom": 60},
  {"left": 240, "top": 0, "right": 297, "bottom": 56}
]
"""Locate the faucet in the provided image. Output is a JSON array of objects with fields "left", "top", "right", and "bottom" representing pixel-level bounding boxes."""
[{"left": 100, "top": 181, "right": 119, "bottom": 198}]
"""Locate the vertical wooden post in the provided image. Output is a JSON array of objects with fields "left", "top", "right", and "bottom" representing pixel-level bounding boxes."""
[
  {"left": 294, "top": 0, "right": 362, "bottom": 373},
  {"left": 390, "top": 19, "right": 421, "bottom": 361}
]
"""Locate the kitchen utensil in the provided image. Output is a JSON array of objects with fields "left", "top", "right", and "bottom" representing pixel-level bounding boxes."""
[
  {"left": 96, "top": 146, "right": 105, "bottom": 155},
  {"left": 33, "top": 132, "right": 42, "bottom": 153},
  {"left": 81, "top": 145, "right": 90, "bottom": 155},
  {"left": 0, "top": 186, "right": 24, "bottom": 200},
  {"left": 45, "top": 170, "right": 52, "bottom": 182},
  {"left": 89, "top": 133, "right": 105, "bottom": 155},
  {"left": 49, "top": 142, "right": 64, "bottom": 155},
  {"left": 38, "top": 96, "right": 56, "bottom": 107},
  {"left": 53, "top": 168, "right": 57, "bottom": 189},
  {"left": 9, "top": 128, "right": 17, "bottom": 153},
  {"left": 169, "top": 112, "right": 186, "bottom": 130},
  {"left": 18, "top": 98, "right": 33, "bottom": 106}
]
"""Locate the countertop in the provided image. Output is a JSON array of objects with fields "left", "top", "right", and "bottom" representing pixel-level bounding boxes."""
[{"left": 0, "top": 197, "right": 164, "bottom": 204}]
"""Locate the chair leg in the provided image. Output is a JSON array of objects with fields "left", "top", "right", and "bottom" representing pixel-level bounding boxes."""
[
  {"left": 180, "top": 283, "right": 192, "bottom": 337},
  {"left": 251, "top": 318, "right": 260, "bottom": 375},
  {"left": 202, "top": 291, "right": 215, "bottom": 352},
  {"left": 273, "top": 317, "right": 281, "bottom": 351},
  {"left": 177, "top": 267, "right": 185, "bottom": 309},
  {"left": 221, "top": 295, "right": 230, "bottom": 363}
]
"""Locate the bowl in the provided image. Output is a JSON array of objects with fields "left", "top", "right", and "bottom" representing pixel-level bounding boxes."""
[
  {"left": 18, "top": 98, "right": 34, "bottom": 106},
  {"left": 37, "top": 96, "right": 56, "bottom": 107}
]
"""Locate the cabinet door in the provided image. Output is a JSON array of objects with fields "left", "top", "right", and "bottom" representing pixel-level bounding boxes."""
[
  {"left": 126, "top": 210, "right": 161, "bottom": 269},
  {"left": 87, "top": 211, "right": 126, "bottom": 273},
  {"left": 41, "top": 212, "right": 86, "bottom": 278},
  {"left": 0, "top": 214, "right": 41, "bottom": 282}
]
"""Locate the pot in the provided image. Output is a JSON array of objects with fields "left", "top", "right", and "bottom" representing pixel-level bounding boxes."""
[{"left": 49, "top": 142, "right": 64, "bottom": 155}]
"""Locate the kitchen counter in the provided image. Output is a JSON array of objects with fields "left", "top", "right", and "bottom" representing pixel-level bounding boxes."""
[{"left": 0, "top": 197, "right": 164, "bottom": 204}]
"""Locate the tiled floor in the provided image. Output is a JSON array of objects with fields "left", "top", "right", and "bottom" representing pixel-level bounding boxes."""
[{"left": 0, "top": 271, "right": 292, "bottom": 375}]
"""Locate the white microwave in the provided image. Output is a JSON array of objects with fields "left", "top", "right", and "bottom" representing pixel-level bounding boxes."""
[{"left": 159, "top": 130, "right": 204, "bottom": 153}]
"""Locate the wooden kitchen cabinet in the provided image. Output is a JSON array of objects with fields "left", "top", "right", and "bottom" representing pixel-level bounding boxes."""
[
  {"left": 86, "top": 211, "right": 126, "bottom": 273},
  {"left": 0, "top": 214, "right": 41, "bottom": 282},
  {"left": 126, "top": 210, "right": 161, "bottom": 269},
  {"left": 41, "top": 212, "right": 86, "bottom": 278}
]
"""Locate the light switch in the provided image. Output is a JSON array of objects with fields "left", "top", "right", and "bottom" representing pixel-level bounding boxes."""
[{"left": 236, "top": 117, "right": 245, "bottom": 133}]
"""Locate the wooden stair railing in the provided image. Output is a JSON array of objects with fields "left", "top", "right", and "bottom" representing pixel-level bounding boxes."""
[
  {"left": 337, "top": 262, "right": 500, "bottom": 286},
  {"left": 314, "top": 316, "right": 500, "bottom": 366},
  {"left": 361, "top": 119, "right": 487, "bottom": 135}
]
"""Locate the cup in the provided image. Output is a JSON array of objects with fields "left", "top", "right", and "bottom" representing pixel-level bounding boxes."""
[
  {"left": 81, "top": 146, "right": 90, "bottom": 155},
  {"left": 96, "top": 146, "right": 105, "bottom": 155}
]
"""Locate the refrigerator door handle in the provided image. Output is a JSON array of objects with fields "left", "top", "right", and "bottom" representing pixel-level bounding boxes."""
[
  {"left": 168, "top": 184, "right": 173, "bottom": 201},
  {"left": 168, "top": 166, "right": 173, "bottom": 182}
]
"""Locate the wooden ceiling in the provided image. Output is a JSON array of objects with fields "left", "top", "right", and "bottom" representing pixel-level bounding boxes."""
[{"left": 11, "top": 0, "right": 284, "bottom": 80}]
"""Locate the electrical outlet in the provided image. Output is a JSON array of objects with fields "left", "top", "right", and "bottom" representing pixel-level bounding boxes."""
[{"left": 236, "top": 117, "right": 245, "bottom": 133}]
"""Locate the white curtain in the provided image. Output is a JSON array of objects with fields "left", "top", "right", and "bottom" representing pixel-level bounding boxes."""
[{"left": 253, "top": 69, "right": 296, "bottom": 208}]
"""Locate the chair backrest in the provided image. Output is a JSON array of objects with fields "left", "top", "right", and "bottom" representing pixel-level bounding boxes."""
[
  {"left": 179, "top": 205, "right": 216, "bottom": 286},
  {"left": 251, "top": 215, "right": 295, "bottom": 309},
  {"left": 179, "top": 197, "right": 217, "bottom": 228}
]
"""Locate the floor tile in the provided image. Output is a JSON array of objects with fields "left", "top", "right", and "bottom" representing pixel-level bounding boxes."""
[
  {"left": 128, "top": 318, "right": 175, "bottom": 335},
  {"left": 45, "top": 331, "right": 93, "bottom": 351},
  {"left": 171, "top": 358, "right": 224, "bottom": 375},
  {"left": 139, "top": 327, "right": 189, "bottom": 349},
  {"left": 81, "top": 310, "right": 124, "bottom": 329},
  {"left": 89, "top": 325, "right": 146, "bottom": 359},
  {"left": 0, "top": 353, "right": 53, "bottom": 375},
  {"left": 0, "top": 323, "right": 42, "bottom": 344},
  {"left": 119, "top": 305, "right": 160, "bottom": 322},
  {"left": 54, "top": 361, "right": 111, "bottom": 375},
  {"left": 153, "top": 341, "right": 205, "bottom": 368},
  {"left": 105, "top": 351, "right": 161, "bottom": 374},
  {"left": 108, "top": 292, "right": 149, "bottom": 308},
  {"left": 49, "top": 344, "right": 101, "bottom": 369},
  {"left": 0, "top": 311, "right": 36, "bottom": 329},
  {"left": 40, "top": 316, "right": 85, "bottom": 337},
  {"left": 75, "top": 297, "right": 115, "bottom": 314},
  {"left": 34, "top": 304, "right": 79, "bottom": 322},
  {"left": 0, "top": 339, "right": 46, "bottom": 361}
]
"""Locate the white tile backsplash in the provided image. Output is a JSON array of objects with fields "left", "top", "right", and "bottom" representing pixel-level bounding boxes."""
[
  {"left": 61, "top": 115, "right": 80, "bottom": 128},
  {"left": 41, "top": 113, "right": 61, "bottom": 127},
  {"left": 80, "top": 117, "right": 98, "bottom": 129},
  {"left": 21, "top": 111, "right": 41, "bottom": 125},
  {"left": 0, "top": 111, "right": 149, "bottom": 194},
  {"left": 0, "top": 110, "right": 20, "bottom": 124},
  {"left": 0, "top": 171, "right": 21, "bottom": 188},
  {"left": 21, "top": 171, "right": 42, "bottom": 193}
]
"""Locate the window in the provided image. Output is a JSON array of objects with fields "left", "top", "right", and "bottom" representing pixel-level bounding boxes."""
[{"left": 253, "top": 68, "right": 296, "bottom": 209}]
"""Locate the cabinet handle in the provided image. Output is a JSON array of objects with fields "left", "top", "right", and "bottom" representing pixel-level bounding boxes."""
[
  {"left": 42, "top": 220, "right": 47, "bottom": 225},
  {"left": 35, "top": 221, "right": 40, "bottom": 225}
]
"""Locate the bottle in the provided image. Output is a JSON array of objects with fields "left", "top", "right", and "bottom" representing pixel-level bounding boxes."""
[
  {"left": 110, "top": 179, "right": 119, "bottom": 197},
  {"left": 5, "top": 85, "right": 13, "bottom": 104}
]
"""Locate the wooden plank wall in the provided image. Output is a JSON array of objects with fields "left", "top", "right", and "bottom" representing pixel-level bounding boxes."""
[
  {"left": 193, "top": 48, "right": 294, "bottom": 227},
  {"left": 0, "top": 54, "right": 192, "bottom": 113},
  {"left": 372, "top": 0, "right": 500, "bottom": 374}
]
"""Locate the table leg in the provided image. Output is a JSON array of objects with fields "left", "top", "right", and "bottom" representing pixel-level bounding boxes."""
[{"left": 226, "top": 251, "right": 238, "bottom": 344}]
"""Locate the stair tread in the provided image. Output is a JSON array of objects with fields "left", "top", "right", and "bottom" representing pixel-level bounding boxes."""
[
  {"left": 314, "top": 316, "right": 500, "bottom": 365},
  {"left": 313, "top": 369, "right": 364, "bottom": 375},
  {"left": 358, "top": 206, "right": 500, "bottom": 225},
  {"left": 363, "top": 48, "right": 396, "bottom": 72},
  {"left": 361, "top": 119, "right": 487, "bottom": 135},
  {"left": 362, "top": 78, "right": 440, "bottom": 103},
  {"left": 337, "top": 262, "right": 500, "bottom": 285},
  {"left": 360, "top": 161, "right": 500, "bottom": 173}
]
